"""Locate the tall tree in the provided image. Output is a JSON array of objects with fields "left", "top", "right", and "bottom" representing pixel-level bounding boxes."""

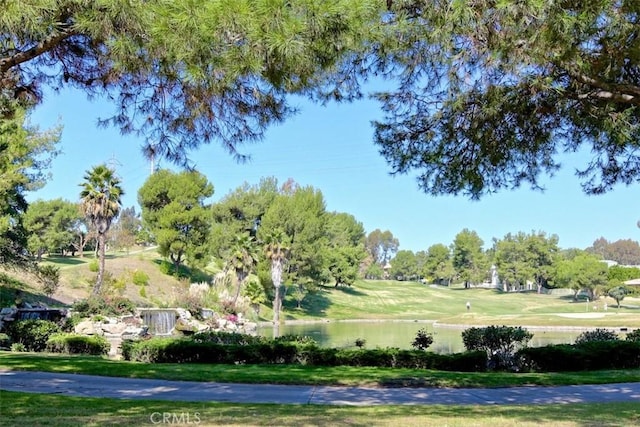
[
  {"left": 110, "top": 206, "right": 142, "bottom": 252},
  {"left": 210, "top": 177, "right": 279, "bottom": 259},
  {"left": 553, "top": 253, "right": 609, "bottom": 300},
  {"left": 79, "top": 164, "right": 123, "bottom": 294},
  {"left": 138, "top": 169, "right": 213, "bottom": 272},
  {"left": 587, "top": 238, "right": 640, "bottom": 265},
  {"left": 259, "top": 185, "right": 328, "bottom": 286},
  {"left": 389, "top": 250, "right": 417, "bottom": 280},
  {"left": 423, "top": 243, "right": 455, "bottom": 286},
  {"left": 23, "top": 198, "right": 80, "bottom": 259},
  {"left": 452, "top": 229, "right": 488, "bottom": 288},
  {"left": 0, "top": 105, "right": 58, "bottom": 267},
  {"left": 365, "top": 1, "right": 640, "bottom": 198},
  {"left": 365, "top": 229, "right": 399, "bottom": 265},
  {"left": 324, "top": 212, "right": 367, "bottom": 287},
  {"left": 1, "top": 1, "right": 378, "bottom": 164}
]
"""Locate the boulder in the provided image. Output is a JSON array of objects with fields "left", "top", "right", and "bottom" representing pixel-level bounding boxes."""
[{"left": 75, "top": 320, "right": 100, "bottom": 335}]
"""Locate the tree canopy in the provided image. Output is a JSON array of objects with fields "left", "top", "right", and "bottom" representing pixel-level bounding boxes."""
[
  {"left": 0, "top": 105, "right": 58, "bottom": 267},
  {"left": 362, "top": 0, "right": 640, "bottom": 198},
  {"left": 0, "top": 0, "right": 378, "bottom": 164},
  {"left": 138, "top": 169, "right": 214, "bottom": 271}
]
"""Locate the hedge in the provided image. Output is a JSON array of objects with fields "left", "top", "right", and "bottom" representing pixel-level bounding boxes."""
[
  {"left": 4, "top": 320, "right": 61, "bottom": 352},
  {"left": 121, "top": 337, "right": 487, "bottom": 371},
  {"left": 45, "top": 333, "right": 110, "bottom": 356},
  {"left": 517, "top": 341, "right": 640, "bottom": 371}
]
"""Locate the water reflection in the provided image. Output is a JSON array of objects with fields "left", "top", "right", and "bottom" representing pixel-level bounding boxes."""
[{"left": 259, "top": 322, "right": 582, "bottom": 354}]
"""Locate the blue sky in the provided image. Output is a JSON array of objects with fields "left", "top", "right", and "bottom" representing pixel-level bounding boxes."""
[{"left": 28, "top": 87, "right": 639, "bottom": 253}]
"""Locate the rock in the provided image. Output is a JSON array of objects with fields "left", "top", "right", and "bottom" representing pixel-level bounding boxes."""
[
  {"left": 101, "top": 322, "right": 127, "bottom": 335},
  {"left": 75, "top": 320, "right": 100, "bottom": 335},
  {"left": 176, "top": 308, "right": 192, "bottom": 320}
]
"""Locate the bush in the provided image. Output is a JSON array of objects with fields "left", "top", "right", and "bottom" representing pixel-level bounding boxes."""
[
  {"left": 121, "top": 335, "right": 487, "bottom": 372},
  {"left": 88, "top": 259, "right": 99, "bottom": 272},
  {"left": 61, "top": 312, "right": 83, "bottom": 332},
  {"left": 46, "top": 333, "right": 110, "bottom": 355},
  {"left": 191, "top": 331, "right": 266, "bottom": 346},
  {"left": 411, "top": 328, "right": 434, "bottom": 351},
  {"left": 11, "top": 343, "right": 27, "bottom": 352},
  {"left": 518, "top": 341, "right": 640, "bottom": 371},
  {"left": 0, "top": 333, "right": 11, "bottom": 349},
  {"left": 37, "top": 264, "right": 61, "bottom": 297},
  {"left": 72, "top": 296, "right": 136, "bottom": 316},
  {"left": 132, "top": 270, "right": 150, "bottom": 286},
  {"left": 575, "top": 328, "right": 619, "bottom": 344},
  {"left": 462, "top": 325, "right": 533, "bottom": 371},
  {"left": 626, "top": 329, "right": 640, "bottom": 342},
  {"left": 5, "top": 320, "right": 61, "bottom": 352}
]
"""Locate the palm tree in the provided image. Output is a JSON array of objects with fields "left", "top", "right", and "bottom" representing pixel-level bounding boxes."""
[
  {"left": 263, "top": 229, "right": 289, "bottom": 326},
  {"left": 227, "top": 232, "right": 258, "bottom": 306},
  {"left": 79, "top": 164, "right": 123, "bottom": 295}
]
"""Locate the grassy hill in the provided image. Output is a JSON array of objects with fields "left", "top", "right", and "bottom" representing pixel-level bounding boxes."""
[{"left": 1, "top": 250, "right": 639, "bottom": 328}]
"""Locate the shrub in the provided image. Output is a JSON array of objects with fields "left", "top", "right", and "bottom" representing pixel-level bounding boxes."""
[
  {"left": 575, "top": 328, "right": 619, "bottom": 344},
  {"left": 121, "top": 335, "right": 487, "bottom": 372},
  {"left": 11, "top": 343, "right": 26, "bottom": 352},
  {"left": 61, "top": 312, "right": 83, "bottom": 332},
  {"left": 5, "top": 320, "right": 61, "bottom": 352},
  {"left": 411, "top": 328, "right": 434, "bottom": 351},
  {"left": 626, "top": 329, "right": 640, "bottom": 342},
  {"left": 72, "top": 296, "right": 136, "bottom": 316},
  {"left": 0, "top": 333, "right": 11, "bottom": 349},
  {"left": 354, "top": 338, "right": 366, "bottom": 348},
  {"left": 37, "top": 264, "right": 61, "bottom": 297},
  {"left": 191, "top": 331, "right": 265, "bottom": 346},
  {"left": 132, "top": 270, "right": 150, "bottom": 286},
  {"left": 46, "top": 333, "right": 110, "bottom": 355},
  {"left": 518, "top": 341, "right": 640, "bottom": 371},
  {"left": 88, "top": 259, "right": 99, "bottom": 272},
  {"left": 462, "top": 325, "right": 533, "bottom": 371}
]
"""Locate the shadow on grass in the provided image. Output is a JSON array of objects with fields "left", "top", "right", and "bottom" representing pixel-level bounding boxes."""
[
  {"left": 42, "top": 256, "right": 87, "bottom": 266},
  {"left": 326, "top": 284, "right": 367, "bottom": 296},
  {"left": 282, "top": 289, "right": 331, "bottom": 318},
  {"left": 0, "top": 272, "right": 69, "bottom": 308},
  {"left": 152, "top": 260, "right": 212, "bottom": 283}
]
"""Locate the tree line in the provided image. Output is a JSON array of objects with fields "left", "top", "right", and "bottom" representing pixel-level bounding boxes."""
[{"left": 384, "top": 230, "right": 640, "bottom": 307}]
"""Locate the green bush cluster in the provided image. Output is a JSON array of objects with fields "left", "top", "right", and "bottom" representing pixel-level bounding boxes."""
[
  {"left": 72, "top": 296, "right": 136, "bottom": 316},
  {"left": 461, "top": 325, "right": 533, "bottom": 370},
  {"left": 45, "top": 333, "right": 110, "bottom": 355},
  {"left": 88, "top": 260, "right": 99, "bottom": 272},
  {"left": 517, "top": 341, "right": 640, "bottom": 371},
  {"left": 626, "top": 329, "right": 640, "bottom": 342},
  {"left": 0, "top": 333, "right": 11, "bottom": 349},
  {"left": 121, "top": 336, "right": 487, "bottom": 371},
  {"left": 132, "top": 270, "right": 150, "bottom": 286},
  {"left": 5, "top": 320, "right": 61, "bottom": 352},
  {"left": 575, "top": 328, "right": 619, "bottom": 344}
]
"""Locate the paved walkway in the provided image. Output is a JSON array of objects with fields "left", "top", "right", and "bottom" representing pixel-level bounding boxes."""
[{"left": 1, "top": 370, "right": 640, "bottom": 405}]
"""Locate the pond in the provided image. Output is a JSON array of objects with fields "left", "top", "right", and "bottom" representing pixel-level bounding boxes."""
[{"left": 258, "top": 321, "right": 583, "bottom": 354}]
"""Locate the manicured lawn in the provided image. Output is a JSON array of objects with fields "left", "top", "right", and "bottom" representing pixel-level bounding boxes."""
[
  {"left": 2, "top": 391, "right": 639, "bottom": 427},
  {"left": 2, "top": 352, "right": 639, "bottom": 388},
  {"left": 282, "top": 280, "right": 640, "bottom": 328}
]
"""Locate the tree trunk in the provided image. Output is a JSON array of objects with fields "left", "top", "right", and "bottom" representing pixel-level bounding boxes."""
[
  {"left": 93, "top": 232, "right": 106, "bottom": 295},
  {"left": 273, "top": 284, "right": 281, "bottom": 324}
]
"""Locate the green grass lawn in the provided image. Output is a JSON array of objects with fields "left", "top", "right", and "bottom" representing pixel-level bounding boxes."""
[
  {"left": 281, "top": 280, "right": 640, "bottom": 328},
  {"left": 2, "top": 391, "right": 639, "bottom": 427},
  {"left": 2, "top": 352, "right": 639, "bottom": 388}
]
